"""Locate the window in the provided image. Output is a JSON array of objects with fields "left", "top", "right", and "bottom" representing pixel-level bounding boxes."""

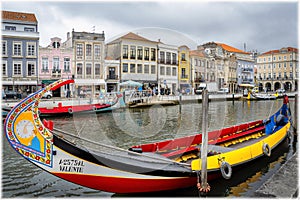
[
  {"left": 77, "top": 63, "right": 83, "bottom": 75},
  {"left": 5, "top": 26, "right": 16, "bottom": 31},
  {"left": 166, "top": 67, "right": 171, "bottom": 76},
  {"left": 123, "top": 63, "right": 128, "bottom": 73},
  {"left": 76, "top": 44, "right": 83, "bottom": 56},
  {"left": 64, "top": 57, "right": 70, "bottom": 72},
  {"left": 27, "top": 42, "right": 35, "bottom": 56},
  {"left": 2, "top": 61, "right": 7, "bottom": 76},
  {"left": 24, "top": 27, "right": 34, "bottom": 32},
  {"left": 172, "top": 67, "right": 177, "bottom": 76},
  {"left": 151, "top": 48, "right": 156, "bottom": 61},
  {"left": 130, "top": 46, "right": 136, "bottom": 59},
  {"left": 273, "top": 73, "right": 276, "bottom": 79},
  {"left": 2, "top": 41, "right": 7, "bottom": 56},
  {"left": 27, "top": 62, "right": 35, "bottom": 76},
  {"left": 13, "top": 62, "right": 22, "bottom": 76},
  {"left": 94, "top": 45, "right": 101, "bottom": 59},
  {"left": 144, "top": 48, "right": 149, "bottom": 60},
  {"left": 160, "top": 66, "right": 165, "bottom": 75},
  {"left": 181, "top": 68, "right": 187, "bottom": 78},
  {"left": 166, "top": 52, "right": 171, "bottom": 64},
  {"left": 284, "top": 56, "right": 287, "bottom": 60},
  {"left": 278, "top": 72, "right": 281, "bottom": 78},
  {"left": 284, "top": 62, "right": 287, "bottom": 68},
  {"left": 42, "top": 58, "right": 49, "bottom": 71},
  {"left": 130, "top": 64, "right": 136, "bottom": 73},
  {"left": 268, "top": 73, "right": 271, "bottom": 78},
  {"left": 160, "top": 51, "right": 165, "bottom": 63},
  {"left": 86, "top": 63, "right": 92, "bottom": 75},
  {"left": 181, "top": 53, "right": 186, "bottom": 61},
  {"left": 137, "top": 46, "right": 143, "bottom": 60},
  {"left": 172, "top": 53, "right": 177, "bottom": 65},
  {"left": 151, "top": 65, "right": 156, "bottom": 74},
  {"left": 53, "top": 57, "right": 59, "bottom": 70},
  {"left": 137, "top": 64, "right": 143, "bottom": 73},
  {"left": 123, "top": 45, "right": 128, "bottom": 59},
  {"left": 13, "top": 42, "right": 22, "bottom": 56},
  {"left": 279, "top": 56, "right": 282, "bottom": 60},
  {"left": 144, "top": 64, "right": 149, "bottom": 74},
  {"left": 278, "top": 63, "right": 281, "bottom": 68},
  {"left": 273, "top": 63, "right": 276, "bottom": 69},
  {"left": 86, "top": 44, "right": 92, "bottom": 57},
  {"left": 95, "top": 64, "right": 101, "bottom": 76},
  {"left": 273, "top": 56, "right": 276, "bottom": 61},
  {"left": 290, "top": 72, "right": 293, "bottom": 79},
  {"left": 52, "top": 42, "right": 60, "bottom": 48}
]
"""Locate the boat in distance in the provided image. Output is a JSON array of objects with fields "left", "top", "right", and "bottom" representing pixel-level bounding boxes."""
[
  {"left": 4, "top": 80, "right": 292, "bottom": 193},
  {"left": 29, "top": 79, "right": 125, "bottom": 116}
]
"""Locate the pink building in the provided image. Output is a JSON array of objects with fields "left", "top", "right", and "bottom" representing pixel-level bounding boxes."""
[{"left": 39, "top": 37, "right": 73, "bottom": 97}]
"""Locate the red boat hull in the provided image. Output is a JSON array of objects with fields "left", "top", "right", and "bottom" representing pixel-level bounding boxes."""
[{"left": 55, "top": 172, "right": 197, "bottom": 193}]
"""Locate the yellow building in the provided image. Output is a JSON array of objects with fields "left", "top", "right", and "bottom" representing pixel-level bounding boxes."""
[
  {"left": 178, "top": 45, "right": 191, "bottom": 94},
  {"left": 256, "top": 47, "right": 298, "bottom": 92}
]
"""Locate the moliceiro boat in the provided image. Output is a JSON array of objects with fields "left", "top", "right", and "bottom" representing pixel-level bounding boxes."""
[
  {"left": 246, "top": 91, "right": 278, "bottom": 100},
  {"left": 33, "top": 80, "right": 125, "bottom": 116},
  {"left": 4, "top": 80, "right": 292, "bottom": 193}
]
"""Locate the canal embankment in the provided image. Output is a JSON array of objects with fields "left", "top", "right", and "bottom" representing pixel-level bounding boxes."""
[{"left": 254, "top": 151, "right": 298, "bottom": 198}]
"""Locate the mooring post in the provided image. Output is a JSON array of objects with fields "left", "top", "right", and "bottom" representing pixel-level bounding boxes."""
[
  {"left": 200, "top": 89, "right": 209, "bottom": 192},
  {"left": 294, "top": 94, "right": 298, "bottom": 133}
]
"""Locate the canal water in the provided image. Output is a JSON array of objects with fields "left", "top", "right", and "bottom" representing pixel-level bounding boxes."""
[{"left": 2, "top": 98, "right": 297, "bottom": 198}]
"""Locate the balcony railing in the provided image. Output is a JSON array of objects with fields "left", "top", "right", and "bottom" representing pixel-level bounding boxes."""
[
  {"left": 106, "top": 75, "right": 119, "bottom": 80},
  {"left": 181, "top": 74, "right": 188, "bottom": 79}
]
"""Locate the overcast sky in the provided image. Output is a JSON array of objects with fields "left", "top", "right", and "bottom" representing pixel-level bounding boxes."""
[{"left": 2, "top": 1, "right": 298, "bottom": 53}]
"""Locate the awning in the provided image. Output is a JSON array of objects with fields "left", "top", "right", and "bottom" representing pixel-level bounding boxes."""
[
  {"left": 2, "top": 80, "right": 13, "bottom": 85},
  {"left": 239, "top": 84, "right": 255, "bottom": 88},
  {"left": 42, "top": 80, "right": 58, "bottom": 84},
  {"left": 75, "top": 79, "right": 105, "bottom": 85},
  {"left": 14, "top": 81, "right": 37, "bottom": 85}
]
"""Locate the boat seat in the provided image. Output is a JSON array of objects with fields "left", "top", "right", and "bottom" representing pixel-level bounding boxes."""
[
  {"left": 211, "top": 125, "right": 265, "bottom": 145},
  {"left": 161, "top": 146, "right": 199, "bottom": 158}
]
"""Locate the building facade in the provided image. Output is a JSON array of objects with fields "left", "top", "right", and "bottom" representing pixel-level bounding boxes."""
[
  {"left": 157, "top": 42, "right": 178, "bottom": 95},
  {"left": 39, "top": 37, "right": 73, "bottom": 97},
  {"left": 256, "top": 47, "right": 298, "bottom": 92},
  {"left": 178, "top": 45, "right": 191, "bottom": 94},
  {"left": 106, "top": 32, "right": 158, "bottom": 88},
  {"left": 64, "top": 30, "right": 106, "bottom": 97},
  {"left": 189, "top": 50, "right": 206, "bottom": 90},
  {"left": 2, "top": 10, "right": 39, "bottom": 95},
  {"left": 104, "top": 57, "right": 120, "bottom": 92},
  {"left": 199, "top": 42, "right": 238, "bottom": 93}
]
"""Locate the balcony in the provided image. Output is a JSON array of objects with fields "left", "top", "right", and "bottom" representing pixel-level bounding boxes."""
[
  {"left": 181, "top": 74, "right": 188, "bottom": 79},
  {"left": 241, "top": 68, "right": 253, "bottom": 72},
  {"left": 51, "top": 69, "right": 61, "bottom": 78},
  {"left": 241, "top": 78, "right": 253, "bottom": 84},
  {"left": 106, "top": 75, "right": 119, "bottom": 80}
]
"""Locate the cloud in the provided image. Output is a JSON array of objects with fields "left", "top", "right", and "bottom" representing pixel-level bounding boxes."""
[{"left": 2, "top": 1, "right": 297, "bottom": 52}]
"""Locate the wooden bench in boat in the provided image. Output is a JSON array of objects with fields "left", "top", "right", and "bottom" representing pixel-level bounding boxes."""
[
  {"left": 210, "top": 125, "right": 265, "bottom": 145},
  {"left": 161, "top": 146, "right": 199, "bottom": 158}
]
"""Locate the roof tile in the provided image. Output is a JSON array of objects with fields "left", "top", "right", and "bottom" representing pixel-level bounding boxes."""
[{"left": 2, "top": 10, "right": 37, "bottom": 23}]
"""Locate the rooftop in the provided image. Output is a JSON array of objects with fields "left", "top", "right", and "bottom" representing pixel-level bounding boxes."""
[
  {"left": 2, "top": 10, "right": 37, "bottom": 23},
  {"left": 216, "top": 42, "right": 250, "bottom": 54}
]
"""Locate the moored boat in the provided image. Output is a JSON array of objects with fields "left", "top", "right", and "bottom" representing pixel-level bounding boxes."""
[
  {"left": 4, "top": 80, "right": 292, "bottom": 194},
  {"left": 246, "top": 91, "right": 278, "bottom": 100},
  {"left": 30, "top": 80, "right": 125, "bottom": 116}
]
